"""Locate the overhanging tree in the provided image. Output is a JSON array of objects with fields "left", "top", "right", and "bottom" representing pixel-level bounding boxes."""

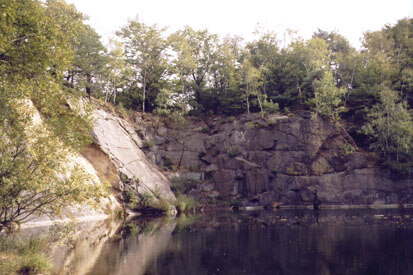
[{"left": 0, "top": 0, "right": 106, "bottom": 226}]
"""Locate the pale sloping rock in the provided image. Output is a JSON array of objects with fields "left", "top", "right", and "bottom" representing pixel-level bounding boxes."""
[
  {"left": 21, "top": 100, "right": 120, "bottom": 228},
  {"left": 92, "top": 110, "right": 175, "bottom": 202}
]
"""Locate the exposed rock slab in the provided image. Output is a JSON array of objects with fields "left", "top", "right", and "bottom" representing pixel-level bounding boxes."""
[{"left": 92, "top": 110, "right": 175, "bottom": 202}]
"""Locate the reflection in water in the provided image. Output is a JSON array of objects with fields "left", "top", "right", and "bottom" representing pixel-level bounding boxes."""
[
  {"left": 65, "top": 209, "right": 413, "bottom": 275},
  {"left": 51, "top": 218, "right": 122, "bottom": 275},
  {"left": 86, "top": 217, "right": 176, "bottom": 275}
]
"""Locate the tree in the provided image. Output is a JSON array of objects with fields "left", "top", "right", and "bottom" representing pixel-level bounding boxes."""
[
  {"left": 117, "top": 17, "right": 168, "bottom": 112},
  {"left": 72, "top": 25, "right": 108, "bottom": 100},
  {"left": 0, "top": 0, "right": 106, "bottom": 226},
  {"left": 169, "top": 26, "right": 219, "bottom": 110},
  {"left": 240, "top": 58, "right": 262, "bottom": 115},
  {"left": 104, "top": 40, "right": 132, "bottom": 104},
  {"left": 362, "top": 88, "right": 413, "bottom": 174},
  {"left": 0, "top": 0, "right": 73, "bottom": 79},
  {"left": 246, "top": 31, "right": 279, "bottom": 111},
  {"left": 0, "top": 95, "right": 105, "bottom": 226},
  {"left": 312, "top": 70, "right": 346, "bottom": 120},
  {"left": 208, "top": 36, "right": 243, "bottom": 114}
]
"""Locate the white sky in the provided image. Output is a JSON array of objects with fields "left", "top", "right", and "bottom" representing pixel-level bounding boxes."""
[{"left": 66, "top": 0, "right": 412, "bottom": 49}]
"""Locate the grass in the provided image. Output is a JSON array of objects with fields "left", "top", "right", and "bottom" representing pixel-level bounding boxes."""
[
  {"left": 0, "top": 235, "right": 51, "bottom": 274},
  {"left": 176, "top": 194, "right": 198, "bottom": 213}
]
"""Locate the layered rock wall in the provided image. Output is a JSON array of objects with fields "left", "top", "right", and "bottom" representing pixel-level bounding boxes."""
[{"left": 136, "top": 112, "right": 413, "bottom": 206}]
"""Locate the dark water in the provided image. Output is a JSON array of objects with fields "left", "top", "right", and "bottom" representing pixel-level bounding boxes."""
[{"left": 82, "top": 209, "right": 413, "bottom": 275}]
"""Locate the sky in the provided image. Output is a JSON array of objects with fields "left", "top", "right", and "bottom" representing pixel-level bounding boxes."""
[{"left": 66, "top": 0, "right": 412, "bottom": 49}]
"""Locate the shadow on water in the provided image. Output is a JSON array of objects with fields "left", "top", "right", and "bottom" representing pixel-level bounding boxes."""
[{"left": 42, "top": 209, "right": 413, "bottom": 275}]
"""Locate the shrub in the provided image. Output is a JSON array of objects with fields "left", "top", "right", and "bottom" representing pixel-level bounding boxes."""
[
  {"left": 343, "top": 143, "right": 356, "bottom": 156},
  {"left": 142, "top": 139, "right": 154, "bottom": 149},
  {"left": 163, "top": 157, "right": 173, "bottom": 170},
  {"left": 170, "top": 177, "right": 198, "bottom": 195},
  {"left": 228, "top": 147, "right": 240, "bottom": 158},
  {"left": 176, "top": 194, "right": 198, "bottom": 213},
  {"left": 139, "top": 192, "right": 155, "bottom": 208}
]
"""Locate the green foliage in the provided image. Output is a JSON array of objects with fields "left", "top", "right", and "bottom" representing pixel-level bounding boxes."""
[
  {"left": 0, "top": 98, "right": 106, "bottom": 225},
  {"left": 169, "top": 26, "right": 219, "bottom": 110},
  {"left": 246, "top": 121, "right": 261, "bottom": 129},
  {"left": 0, "top": 235, "right": 51, "bottom": 274},
  {"left": 142, "top": 139, "right": 154, "bottom": 149},
  {"left": 139, "top": 192, "right": 155, "bottom": 208},
  {"left": 176, "top": 194, "right": 198, "bottom": 213},
  {"left": 123, "top": 191, "right": 138, "bottom": 204},
  {"left": 262, "top": 100, "right": 279, "bottom": 113},
  {"left": 115, "top": 102, "right": 129, "bottom": 119},
  {"left": 72, "top": 25, "right": 108, "bottom": 98},
  {"left": 362, "top": 89, "right": 413, "bottom": 174},
  {"left": 123, "top": 190, "right": 159, "bottom": 210},
  {"left": 117, "top": 16, "right": 169, "bottom": 113},
  {"left": 228, "top": 147, "right": 240, "bottom": 158},
  {"left": 312, "top": 70, "right": 347, "bottom": 120},
  {"left": 343, "top": 143, "right": 356, "bottom": 156},
  {"left": 200, "top": 126, "right": 210, "bottom": 133},
  {"left": 162, "top": 157, "right": 173, "bottom": 170},
  {"left": 170, "top": 177, "right": 198, "bottom": 195}
]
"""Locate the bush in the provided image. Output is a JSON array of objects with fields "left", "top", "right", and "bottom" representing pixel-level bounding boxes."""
[
  {"left": 170, "top": 177, "right": 198, "bottom": 195},
  {"left": 142, "top": 139, "right": 154, "bottom": 149},
  {"left": 139, "top": 192, "right": 155, "bottom": 208},
  {"left": 176, "top": 194, "right": 198, "bottom": 213},
  {"left": 228, "top": 147, "right": 240, "bottom": 158},
  {"left": 263, "top": 100, "right": 279, "bottom": 113},
  {"left": 115, "top": 102, "right": 129, "bottom": 119},
  {"left": 162, "top": 157, "right": 173, "bottom": 170},
  {"left": 18, "top": 253, "right": 51, "bottom": 274}
]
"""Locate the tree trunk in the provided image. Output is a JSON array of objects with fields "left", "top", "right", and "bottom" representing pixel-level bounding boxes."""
[
  {"left": 86, "top": 73, "right": 92, "bottom": 101},
  {"left": 257, "top": 92, "right": 264, "bottom": 118},
  {"left": 142, "top": 69, "right": 147, "bottom": 113},
  {"left": 246, "top": 83, "right": 250, "bottom": 114},
  {"left": 296, "top": 76, "right": 302, "bottom": 103}
]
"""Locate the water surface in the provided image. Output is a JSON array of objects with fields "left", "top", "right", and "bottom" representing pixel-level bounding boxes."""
[{"left": 79, "top": 209, "right": 413, "bottom": 275}]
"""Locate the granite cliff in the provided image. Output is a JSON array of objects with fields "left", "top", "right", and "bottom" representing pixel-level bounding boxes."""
[{"left": 133, "top": 112, "right": 413, "bottom": 208}]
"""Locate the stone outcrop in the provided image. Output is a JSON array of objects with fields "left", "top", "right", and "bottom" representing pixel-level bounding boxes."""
[
  {"left": 91, "top": 110, "right": 176, "bottom": 205},
  {"left": 135, "top": 112, "right": 413, "bottom": 207}
]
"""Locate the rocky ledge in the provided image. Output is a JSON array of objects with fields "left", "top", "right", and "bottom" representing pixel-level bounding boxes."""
[{"left": 135, "top": 112, "right": 413, "bottom": 207}]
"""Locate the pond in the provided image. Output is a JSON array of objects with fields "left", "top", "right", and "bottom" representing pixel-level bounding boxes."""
[{"left": 56, "top": 209, "right": 413, "bottom": 275}]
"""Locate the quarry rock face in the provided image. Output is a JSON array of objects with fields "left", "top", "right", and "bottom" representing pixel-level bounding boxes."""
[
  {"left": 91, "top": 110, "right": 176, "bottom": 204},
  {"left": 135, "top": 112, "right": 413, "bottom": 207}
]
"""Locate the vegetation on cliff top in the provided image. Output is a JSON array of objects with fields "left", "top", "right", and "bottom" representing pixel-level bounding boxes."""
[{"left": 108, "top": 16, "right": 413, "bottom": 177}]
